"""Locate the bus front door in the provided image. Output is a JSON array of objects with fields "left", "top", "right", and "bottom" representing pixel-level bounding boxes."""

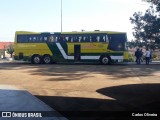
[{"left": 74, "top": 45, "right": 81, "bottom": 62}]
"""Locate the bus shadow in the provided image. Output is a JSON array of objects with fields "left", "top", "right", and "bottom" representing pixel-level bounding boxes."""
[
  {"left": 30, "top": 64, "right": 160, "bottom": 81},
  {"left": 96, "top": 83, "right": 160, "bottom": 111},
  {"left": 36, "top": 96, "right": 125, "bottom": 120},
  {"left": 36, "top": 83, "right": 160, "bottom": 120},
  {"left": 1, "top": 62, "right": 160, "bottom": 81}
]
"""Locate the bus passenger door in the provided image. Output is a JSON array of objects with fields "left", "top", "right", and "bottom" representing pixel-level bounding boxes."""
[{"left": 74, "top": 45, "right": 81, "bottom": 62}]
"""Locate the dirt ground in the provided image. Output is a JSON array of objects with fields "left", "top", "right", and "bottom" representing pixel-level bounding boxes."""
[{"left": 0, "top": 62, "right": 160, "bottom": 120}]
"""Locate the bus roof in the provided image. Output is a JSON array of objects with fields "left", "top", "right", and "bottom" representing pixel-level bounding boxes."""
[
  {"left": 15, "top": 31, "right": 126, "bottom": 35},
  {"left": 61, "top": 31, "right": 126, "bottom": 34}
]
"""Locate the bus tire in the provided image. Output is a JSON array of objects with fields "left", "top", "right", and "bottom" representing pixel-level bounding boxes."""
[
  {"left": 43, "top": 55, "right": 52, "bottom": 64},
  {"left": 31, "top": 55, "right": 41, "bottom": 64},
  {"left": 100, "top": 55, "right": 111, "bottom": 65}
]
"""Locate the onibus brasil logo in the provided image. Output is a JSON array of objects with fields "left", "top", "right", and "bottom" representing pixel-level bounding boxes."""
[{"left": 1, "top": 112, "right": 42, "bottom": 118}]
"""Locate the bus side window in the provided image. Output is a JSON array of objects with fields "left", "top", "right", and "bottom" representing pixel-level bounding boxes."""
[
  {"left": 17, "top": 35, "right": 29, "bottom": 43},
  {"left": 74, "top": 36, "right": 78, "bottom": 42},
  {"left": 92, "top": 35, "right": 97, "bottom": 42},
  {"left": 83, "top": 35, "right": 89, "bottom": 42},
  {"left": 29, "top": 36, "right": 32, "bottom": 42},
  {"left": 65, "top": 36, "right": 69, "bottom": 42},
  {"left": 89, "top": 36, "right": 92, "bottom": 42},
  {"left": 87, "top": 36, "right": 90, "bottom": 42},
  {"left": 81, "top": 36, "right": 85, "bottom": 42},
  {"left": 106, "top": 35, "right": 109, "bottom": 42},
  {"left": 99, "top": 35, "right": 103, "bottom": 42},
  {"left": 44, "top": 36, "right": 48, "bottom": 42},
  {"left": 78, "top": 36, "right": 82, "bottom": 42},
  {"left": 57, "top": 36, "right": 61, "bottom": 42},
  {"left": 33, "top": 36, "right": 36, "bottom": 42},
  {"left": 38, "top": 35, "right": 43, "bottom": 42},
  {"left": 97, "top": 36, "right": 100, "bottom": 42},
  {"left": 60, "top": 36, "right": 66, "bottom": 42},
  {"left": 103, "top": 36, "right": 106, "bottom": 42},
  {"left": 66, "top": 36, "right": 71, "bottom": 42},
  {"left": 55, "top": 36, "right": 58, "bottom": 42},
  {"left": 60, "top": 36, "right": 63, "bottom": 41},
  {"left": 52, "top": 36, "right": 58, "bottom": 42},
  {"left": 83, "top": 36, "right": 86, "bottom": 42},
  {"left": 39, "top": 36, "right": 43, "bottom": 42},
  {"left": 70, "top": 37, "right": 73, "bottom": 42},
  {"left": 49, "top": 35, "right": 54, "bottom": 42},
  {"left": 29, "top": 36, "right": 37, "bottom": 43}
]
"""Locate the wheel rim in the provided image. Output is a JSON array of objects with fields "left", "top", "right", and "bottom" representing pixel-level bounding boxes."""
[
  {"left": 102, "top": 57, "right": 109, "bottom": 64},
  {"left": 44, "top": 56, "right": 51, "bottom": 64},
  {"left": 34, "top": 57, "right": 40, "bottom": 64}
]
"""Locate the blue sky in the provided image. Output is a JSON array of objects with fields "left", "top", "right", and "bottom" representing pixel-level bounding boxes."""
[{"left": 0, "top": 0, "right": 149, "bottom": 41}]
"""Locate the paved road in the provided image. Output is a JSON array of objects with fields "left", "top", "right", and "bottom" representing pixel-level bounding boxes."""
[
  {"left": 0, "top": 85, "right": 68, "bottom": 120},
  {"left": 0, "top": 62, "right": 160, "bottom": 120}
]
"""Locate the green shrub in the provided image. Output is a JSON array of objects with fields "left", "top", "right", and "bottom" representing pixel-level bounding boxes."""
[
  {"left": 152, "top": 53, "right": 159, "bottom": 61},
  {"left": 128, "top": 53, "right": 135, "bottom": 62}
]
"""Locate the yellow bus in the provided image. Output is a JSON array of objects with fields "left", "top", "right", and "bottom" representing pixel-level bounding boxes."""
[{"left": 14, "top": 31, "right": 129, "bottom": 64}]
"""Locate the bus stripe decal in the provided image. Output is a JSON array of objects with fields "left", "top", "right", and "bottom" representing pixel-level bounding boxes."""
[
  {"left": 111, "top": 56, "right": 123, "bottom": 59},
  {"left": 56, "top": 43, "right": 100, "bottom": 60},
  {"left": 56, "top": 43, "right": 68, "bottom": 59},
  {"left": 81, "top": 56, "right": 100, "bottom": 59},
  {"left": 56, "top": 43, "right": 123, "bottom": 60}
]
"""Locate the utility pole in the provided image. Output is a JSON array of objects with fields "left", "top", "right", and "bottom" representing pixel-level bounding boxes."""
[{"left": 61, "top": 0, "right": 62, "bottom": 32}]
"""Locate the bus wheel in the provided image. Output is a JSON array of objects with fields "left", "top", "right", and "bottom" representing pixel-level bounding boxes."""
[
  {"left": 100, "top": 55, "right": 111, "bottom": 65},
  {"left": 43, "top": 55, "right": 52, "bottom": 64},
  {"left": 32, "top": 55, "right": 41, "bottom": 64}
]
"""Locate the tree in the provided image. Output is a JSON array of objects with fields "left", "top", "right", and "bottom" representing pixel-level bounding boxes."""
[
  {"left": 130, "top": 0, "right": 160, "bottom": 49},
  {"left": 6, "top": 44, "right": 14, "bottom": 58}
]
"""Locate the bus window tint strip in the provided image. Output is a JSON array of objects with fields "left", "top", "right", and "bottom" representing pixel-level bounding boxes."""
[
  {"left": 17, "top": 34, "right": 49, "bottom": 43},
  {"left": 17, "top": 34, "right": 110, "bottom": 43},
  {"left": 61, "top": 34, "right": 109, "bottom": 43}
]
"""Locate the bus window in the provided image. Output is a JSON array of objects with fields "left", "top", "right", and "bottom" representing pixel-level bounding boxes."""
[
  {"left": 78, "top": 36, "right": 82, "bottom": 42},
  {"left": 108, "top": 34, "right": 126, "bottom": 51},
  {"left": 106, "top": 35, "right": 109, "bottom": 42},
  {"left": 39, "top": 36, "right": 43, "bottom": 42},
  {"left": 91, "top": 35, "right": 97, "bottom": 42},
  {"left": 97, "top": 36, "right": 100, "bottom": 42},
  {"left": 70, "top": 36, "right": 74, "bottom": 42},
  {"left": 83, "top": 36, "right": 87, "bottom": 42},
  {"left": 103, "top": 36, "right": 106, "bottom": 42},
  {"left": 59, "top": 36, "right": 66, "bottom": 42},
  {"left": 49, "top": 35, "right": 54, "bottom": 42},
  {"left": 73, "top": 36, "right": 78, "bottom": 42},
  {"left": 49, "top": 35, "right": 58, "bottom": 42},
  {"left": 28, "top": 36, "right": 32, "bottom": 42},
  {"left": 65, "top": 36, "right": 69, "bottom": 42},
  {"left": 28, "top": 35, "right": 41, "bottom": 43},
  {"left": 66, "top": 36, "right": 72, "bottom": 42},
  {"left": 83, "top": 35, "right": 89, "bottom": 42},
  {"left": 44, "top": 36, "right": 48, "bottom": 42},
  {"left": 55, "top": 36, "right": 58, "bottom": 42},
  {"left": 89, "top": 36, "right": 92, "bottom": 42},
  {"left": 33, "top": 36, "right": 36, "bottom": 42},
  {"left": 99, "top": 35, "right": 104, "bottom": 42},
  {"left": 17, "top": 35, "right": 29, "bottom": 43}
]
